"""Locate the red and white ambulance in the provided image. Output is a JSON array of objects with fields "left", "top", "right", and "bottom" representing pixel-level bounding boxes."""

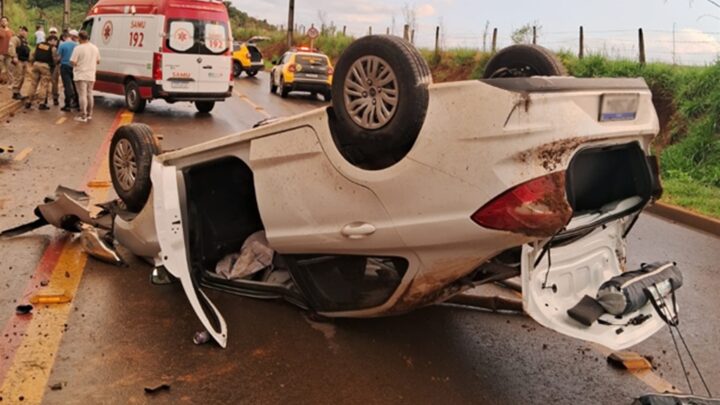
[{"left": 81, "top": 0, "right": 233, "bottom": 113}]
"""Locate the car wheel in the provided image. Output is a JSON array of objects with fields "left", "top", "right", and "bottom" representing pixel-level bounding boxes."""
[
  {"left": 109, "top": 123, "right": 160, "bottom": 212},
  {"left": 483, "top": 44, "right": 566, "bottom": 78},
  {"left": 246, "top": 69, "right": 258, "bottom": 77},
  {"left": 124, "top": 80, "right": 147, "bottom": 113},
  {"left": 330, "top": 35, "right": 431, "bottom": 154},
  {"left": 280, "top": 77, "right": 289, "bottom": 98},
  {"left": 270, "top": 73, "right": 278, "bottom": 94},
  {"left": 195, "top": 101, "right": 215, "bottom": 114},
  {"left": 233, "top": 61, "right": 242, "bottom": 78}
]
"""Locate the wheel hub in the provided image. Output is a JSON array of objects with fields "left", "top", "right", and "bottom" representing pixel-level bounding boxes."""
[
  {"left": 113, "top": 138, "right": 137, "bottom": 191},
  {"left": 343, "top": 55, "right": 399, "bottom": 130}
]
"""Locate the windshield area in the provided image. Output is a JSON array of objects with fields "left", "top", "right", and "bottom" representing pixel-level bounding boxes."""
[{"left": 167, "top": 19, "right": 229, "bottom": 55}]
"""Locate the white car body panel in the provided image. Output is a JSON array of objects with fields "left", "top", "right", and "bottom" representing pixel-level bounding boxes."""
[{"left": 522, "top": 221, "right": 665, "bottom": 351}]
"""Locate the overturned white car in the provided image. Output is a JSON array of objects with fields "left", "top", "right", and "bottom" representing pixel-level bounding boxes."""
[{"left": 6, "top": 37, "right": 676, "bottom": 351}]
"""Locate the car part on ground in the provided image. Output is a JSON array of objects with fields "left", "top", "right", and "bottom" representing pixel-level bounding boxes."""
[
  {"left": 330, "top": 35, "right": 431, "bottom": 170},
  {"left": 483, "top": 44, "right": 567, "bottom": 78},
  {"left": 109, "top": 123, "right": 160, "bottom": 212}
]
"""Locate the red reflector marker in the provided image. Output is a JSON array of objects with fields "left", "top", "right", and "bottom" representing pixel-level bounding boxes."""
[
  {"left": 152, "top": 52, "right": 163, "bottom": 81},
  {"left": 471, "top": 171, "right": 572, "bottom": 237}
]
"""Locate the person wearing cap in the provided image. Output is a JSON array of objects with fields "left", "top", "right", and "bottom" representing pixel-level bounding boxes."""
[
  {"left": 8, "top": 26, "right": 30, "bottom": 99},
  {"left": 48, "top": 27, "right": 60, "bottom": 105},
  {"left": 57, "top": 29, "right": 78, "bottom": 111},
  {"left": 21, "top": 34, "right": 59, "bottom": 110},
  {"left": 0, "top": 17, "right": 14, "bottom": 85},
  {"left": 70, "top": 30, "right": 99, "bottom": 122}
]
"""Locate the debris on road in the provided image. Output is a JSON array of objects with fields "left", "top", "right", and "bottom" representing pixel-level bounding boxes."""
[
  {"left": 193, "top": 330, "right": 211, "bottom": 345},
  {"left": 49, "top": 382, "right": 65, "bottom": 391},
  {"left": 144, "top": 383, "right": 171, "bottom": 394},
  {"left": 15, "top": 304, "right": 33, "bottom": 315},
  {"left": 607, "top": 351, "right": 653, "bottom": 371}
]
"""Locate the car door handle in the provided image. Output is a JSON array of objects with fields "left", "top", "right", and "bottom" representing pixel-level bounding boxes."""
[
  {"left": 202, "top": 65, "right": 213, "bottom": 69},
  {"left": 341, "top": 222, "right": 376, "bottom": 239}
]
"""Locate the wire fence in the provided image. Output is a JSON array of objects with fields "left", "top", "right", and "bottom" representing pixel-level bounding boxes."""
[{"left": 284, "top": 22, "right": 720, "bottom": 65}]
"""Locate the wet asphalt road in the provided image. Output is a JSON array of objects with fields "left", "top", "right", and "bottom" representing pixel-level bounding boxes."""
[{"left": 0, "top": 73, "right": 719, "bottom": 404}]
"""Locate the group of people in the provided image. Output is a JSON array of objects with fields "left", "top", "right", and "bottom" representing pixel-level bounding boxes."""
[{"left": 1, "top": 17, "right": 100, "bottom": 122}]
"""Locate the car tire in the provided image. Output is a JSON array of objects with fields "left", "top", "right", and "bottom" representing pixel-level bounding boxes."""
[
  {"left": 483, "top": 44, "right": 567, "bottom": 78},
  {"left": 195, "top": 101, "right": 215, "bottom": 114},
  {"left": 280, "top": 77, "right": 289, "bottom": 98},
  {"left": 247, "top": 69, "right": 258, "bottom": 77},
  {"left": 233, "top": 61, "right": 242, "bottom": 78},
  {"left": 330, "top": 35, "right": 431, "bottom": 154},
  {"left": 124, "top": 80, "right": 147, "bottom": 113},
  {"left": 270, "top": 73, "right": 278, "bottom": 94},
  {"left": 323, "top": 89, "right": 332, "bottom": 102},
  {"left": 109, "top": 123, "right": 160, "bottom": 212}
]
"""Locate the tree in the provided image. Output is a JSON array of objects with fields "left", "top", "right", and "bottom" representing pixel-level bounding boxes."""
[{"left": 511, "top": 22, "right": 541, "bottom": 44}]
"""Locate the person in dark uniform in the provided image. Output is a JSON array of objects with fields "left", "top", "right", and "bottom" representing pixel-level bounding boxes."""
[
  {"left": 21, "top": 35, "right": 59, "bottom": 110},
  {"left": 9, "top": 26, "right": 30, "bottom": 99}
]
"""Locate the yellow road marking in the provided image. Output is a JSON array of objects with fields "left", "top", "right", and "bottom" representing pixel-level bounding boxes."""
[
  {"left": 0, "top": 110, "right": 133, "bottom": 404},
  {"left": 55, "top": 117, "right": 66, "bottom": 125},
  {"left": 233, "top": 89, "right": 271, "bottom": 118},
  {"left": 13, "top": 147, "right": 32, "bottom": 162}
]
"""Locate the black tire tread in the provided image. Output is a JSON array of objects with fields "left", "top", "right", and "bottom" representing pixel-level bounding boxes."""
[
  {"left": 109, "top": 123, "right": 159, "bottom": 212},
  {"left": 483, "top": 44, "right": 566, "bottom": 78}
]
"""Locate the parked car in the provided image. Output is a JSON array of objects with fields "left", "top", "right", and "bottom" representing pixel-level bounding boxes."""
[
  {"left": 7, "top": 37, "right": 669, "bottom": 352},
  {"left": 232, "top": 39, "right": 264, "bottom": 78},
  {"left": 270, "top": 47, "right": 333, "bottom": 100},
  {"left": 81, "top": 0, "right": 234, "bottom": 114}
]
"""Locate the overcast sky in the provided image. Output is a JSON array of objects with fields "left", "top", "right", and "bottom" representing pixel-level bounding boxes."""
[{"left": 232, "top": 0, "right": 720, "bottom": 64}]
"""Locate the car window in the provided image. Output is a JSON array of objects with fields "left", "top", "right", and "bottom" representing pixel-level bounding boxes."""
[
  {"left": 166, "top": 19, "right": 229, "bottom": 55},
  {"left": 296, "top": 54, "right": 328, "bottom": 66},
  {"left": 81, "top": 18, "right": 94, "bottom": 41}
]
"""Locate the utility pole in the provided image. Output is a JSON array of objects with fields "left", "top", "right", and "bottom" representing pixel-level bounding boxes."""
[
  {"left": 64, "top": 0, "right": 71, "bottom": 29},
  {"left": 287, "top": 0, "right": 294, "bottom": 48}
]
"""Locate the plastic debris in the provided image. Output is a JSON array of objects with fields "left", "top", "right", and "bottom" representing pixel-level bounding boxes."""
[
  {"left": 144, "top": 384, "right": 171, "bottom": 394},
  {"left": 607, "top": 351, "right": 653, "bottom": 371},
  {"left": 15, "top": 304, "right": 33, "bottom": 315},
  {"left": 193, "top": 330, "right": 211, "bottom": 345}
]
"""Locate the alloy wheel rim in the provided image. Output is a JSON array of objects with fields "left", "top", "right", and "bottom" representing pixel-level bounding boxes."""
[
  {"left": 343, "top": 56, "right": 399, "bottom": 130},
  {"left": 113, "top": 138, "right": 137, "bottom": 191}
]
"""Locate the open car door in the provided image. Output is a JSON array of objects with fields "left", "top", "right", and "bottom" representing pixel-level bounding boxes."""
[{"left": 521, "top": 218, "right": 668, "bottom": 351}]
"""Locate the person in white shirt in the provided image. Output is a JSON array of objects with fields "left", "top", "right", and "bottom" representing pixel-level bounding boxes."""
[
  {"left": 69, "top": 30, "right": 100, "bottom": 122},
  {"left": 34, "top": 25, "right": 45, "bottom": 46}
]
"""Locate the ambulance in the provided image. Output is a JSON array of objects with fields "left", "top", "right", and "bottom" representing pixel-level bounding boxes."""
[{"left": 81, "top": 0, "right": 233, "bottom": 113}]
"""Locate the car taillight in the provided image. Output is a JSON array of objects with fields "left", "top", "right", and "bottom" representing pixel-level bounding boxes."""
[
  {"left": 470, "top": 171, "right": 572, "bottom": 237},
  {"left": 327, "top": 67, "right": 334, "bottom": 75},
  {"left": 152, "top": 52, "right": 163, "bottom": 81},
  {"left": 288, "top": 64, "right": 297, "bottom": 73}
]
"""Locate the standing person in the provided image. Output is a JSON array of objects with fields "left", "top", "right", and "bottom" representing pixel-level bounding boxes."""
[
  {"left": 70, "top": 31, "right": 100, "bottom": 122},
  {"left": 34, "top": 25, "right": 45, "bottom": 46},
  {"left": 0, "top": 17, "right": 14, "bottom": 85},
  {"left": 9, "top": 26, "right": 30, "bottom": 99},
  {"left": 57, "top": 29, "right": 78, "bottom": 111},
  {"left": 48, "top": 27, "right": 60, "bottom": 105},
  {"left": 21, "top": 35, "right": 58, "bottom": 110}
]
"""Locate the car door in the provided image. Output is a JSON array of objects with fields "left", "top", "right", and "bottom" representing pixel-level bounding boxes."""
[
  {"left": 164, "top": 19, "right": 200, "bottom": 93},
  {"left": 195, "top": 20, "right": 231, "bottom": 93}
]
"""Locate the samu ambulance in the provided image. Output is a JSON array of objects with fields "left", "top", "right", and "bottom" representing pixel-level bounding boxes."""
[{"left": 81, "top": 0, "right": 233, "bottom": 114}]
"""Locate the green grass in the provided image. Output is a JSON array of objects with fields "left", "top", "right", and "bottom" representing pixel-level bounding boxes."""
[{"left": 661, "top": 176, "right": 720, "bottom": 218}]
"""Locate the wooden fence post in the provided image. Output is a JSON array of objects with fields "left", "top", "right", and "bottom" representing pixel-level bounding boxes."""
[
  {"left": 639, "top": 28, "right": 646, "bottom": 65},
  {"left": 491, "top": 28, "right": 498, "bottom": 52},
  {"left": 368, "top": 26, "right": 372, "bottom": 35},
  {"left": 434, "top": 26, "right": 440, "bottom": 55},
  {"left": 403, "top": 24, "right": 410, "bottom": 41},
  {"left": 386, "top": 27, "right": 390, "bottom": 35},
  {"left": 579, "top": 26, "right": 584, "bottom": 59},
  {"left": 532, "top": 26, "right": 537, "bottom": 44},
  {"left": 342, "top": 26, "right": 346, "bottom": 36},
  {"left": 411, "top": 29, "right": 415, "bottom": 44}
]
